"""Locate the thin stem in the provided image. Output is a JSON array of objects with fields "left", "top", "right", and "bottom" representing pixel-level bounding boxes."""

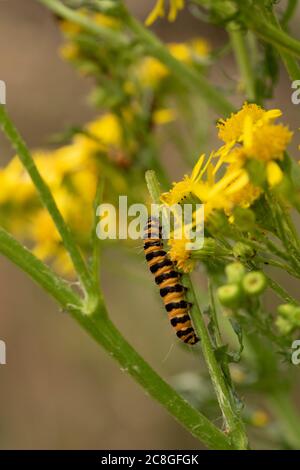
[
  {"left": 0, "top": 105, "right": 96, "bottom": 304},
  {"left": 255, "top": 256, "right": 300, "bottom": 279},
  {"left": 0, "top": 229, "right": 232, "bottom": 450},
  {"left": 83, "top": 313, "right": 234, "bottom": 450},
  {"left": 266, "top": 275, "right": 299, "bottom": 305},
  {"left": 248, "top": 13, "right": 300, "bottom": 59},
  {"left": 208, "top": 278, "right": 223, "bottom": 347},
  {"left": 267, "top": 9, "right": 300, "bottom": 81},
  {"left": 37, "top": 0, "right": 127, "bottom": 47},
  {"left": 90, "top": 177, "right": 105, "bottom": 285},
  {"left": 146, "top": 170, "right": 163, "bottom": 204},
  {"left": 185, "top": 275, "right": 248, "bottom": 450},
  {"left": 145, "top": 170, "right": 247, "bottom": 448},
  {"left": 228, "top": 25, "right": 256, "bottom": 101},
  {"left": 124, "top": 13, "right": 235, "bottom": 117},
  {"left": 0, "top": 227, "right": 82, "bottom": 312},
  {"left": 269, "top": 389, "right": 300, "bottom": 449},
  {"left": 281, "top": 0, "right": 298, "bottom": 30}
]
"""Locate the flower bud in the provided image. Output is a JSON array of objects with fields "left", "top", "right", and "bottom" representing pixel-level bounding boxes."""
[
  {"left": 242, "top": 271, "right": 267, "bottom": 296},
  {"left": 277, "top": 303, "right": 300, "bottom": 329},
  {"left": 275, "top": 316, "right": 293, "bottom": 335},
  {"left": 233, "top": 242, "right": 255, "bottom": 260},
  {"left": 277, "top": 303, "right": 297, "bottom": 317},
  {"left": 217, "top": 284, "right": 242, "bottom": 309},
  {"left": 225, "top": 262, "right": 245, "bottom": 284}
]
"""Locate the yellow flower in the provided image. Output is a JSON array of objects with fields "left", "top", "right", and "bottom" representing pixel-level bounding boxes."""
[
  {"left": 136, "top": 38, "right": 210, "bottom": 87},
  {"left": 169, "top": 39, "right": 211, "bottom": 63},
  {"left": 168, "top": 237, "right": 196, "bottom": 273},
  {"left": 266, "top": 161, "right": 283, "bottom": 187},
  {"left": 136, "top": 57, "right": 168, "bottom": 87},
  {"left": 60, "top": 11, "right": 120, "bottom": 35},
  {"left": 190, "top": 39, "right": 211, "bottom": 58},
  {"left": 59, "top": 43, "right": 80, "bottom": 61},
  {"left": 153, "top": 108, "right": 176, "bottom": 124},
  {"left": 0, "top": 158, "right": 35, "bottom": 204},
  {"left": 93, "top": 13, "right": 121, "bottom": 30},
  {"left": 160, "top": 153, "right": 208, "bottom": 205},
  {"left": 217, "top": 103, "right": 282, "bottom": 144},
  {"left": 243, "top": 117, "right": 292, "bottom": 161},
  {"left": 145, "top": 0, "right": 185, "bottom": 26},
  {"left": 161, "top": 152, "right": 257, "bottom": 214},
  {"left": 168, "top": 43, "right": 191, "bottom": 62},
  {"left": 73, "top": 113, "right": 122, "bottom": 156},
  {"left": 250, "top": 410, "right": 270, "bottom": 428}
]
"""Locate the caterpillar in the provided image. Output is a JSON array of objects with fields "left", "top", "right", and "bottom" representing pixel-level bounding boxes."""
[{"left": 143, "top": 216, "right": 199, "bottom": 345}]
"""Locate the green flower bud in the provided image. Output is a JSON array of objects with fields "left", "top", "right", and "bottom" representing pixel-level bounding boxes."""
[
  {"left": 242, "top": 271, "right": 267, "bottom": 296},
  {"left": 276, "top": 316, "right": 294, "bottom": 335},
  {"left": 277, "top": 304, "right": 300, "bottom": 329},
  {"left": 225, "top": 262, "right": 245, "bottom": 284},
  {"left": 277, "top": 303, "right": 297, "bottom": 318},
  {"left": 217, "top": 284, "right": 242, "bottom": 309},
  {"left": 191, "top": 238, "right": 229, "bottom": 259},
  {"left": 233, "top": 242, "right": 255, "bottom": 260}
]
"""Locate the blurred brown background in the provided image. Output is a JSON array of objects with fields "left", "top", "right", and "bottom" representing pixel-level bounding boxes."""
[{"left": 0, "top": 0, "right": 299, "bottom": 449}]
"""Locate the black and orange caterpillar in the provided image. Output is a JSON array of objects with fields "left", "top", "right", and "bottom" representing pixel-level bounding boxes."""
[{"left": 143, "top": 216, "right": 199, "bottom": 346}]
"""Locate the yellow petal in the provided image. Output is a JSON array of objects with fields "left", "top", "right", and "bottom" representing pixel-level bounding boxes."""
[
  {"left": 145, "top": 0, "right": 165, "bottom": 26},
  {"left": 267, "top": 161, "right": 283, "bottom": 187},
  {"left": 225, "top": 171, "right": 249, "bottom": 195},
  {"left": 191, "top": 153, "right": 205, "bottom": 181},
  {"left": 153, "top": 108, "right": 176, "bottom": 124}
]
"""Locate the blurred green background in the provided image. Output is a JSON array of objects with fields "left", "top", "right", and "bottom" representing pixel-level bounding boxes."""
[{"left": 0, "top": 0, "right": 299, "bottom": 449}]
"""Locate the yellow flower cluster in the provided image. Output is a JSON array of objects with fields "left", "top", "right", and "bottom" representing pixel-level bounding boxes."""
[
  {"left": 136, "top": 39, "right": 211, "bottom": 88},
  {"left": 145, "top": 0, "right": 185, "bottom": 25},
  {"left": 58, "top": 8, "right": 210, "bottom": 90},
  {"left": 59, "top": 11, "right": 121, "bottom": 62},
  {"left": 162, "top": 103, "right": 293, "bottom": 271},
  {"left": 0, "top": 113, "right": 129, "bottom": 275}
]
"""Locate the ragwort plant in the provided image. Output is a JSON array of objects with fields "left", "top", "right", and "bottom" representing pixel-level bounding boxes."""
[{"left": 1, "top": 0, "right": 300, "bottom": 450}]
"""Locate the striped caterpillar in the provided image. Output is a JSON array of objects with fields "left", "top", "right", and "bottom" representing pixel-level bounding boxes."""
[{"left": 143, "top": 216, "right": 199, "bottom": 346}]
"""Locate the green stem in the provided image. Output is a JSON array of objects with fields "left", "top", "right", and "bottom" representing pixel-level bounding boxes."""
[
  {"left": 0, "top": 105, "right": 96, "bottom": 303},
  {"left": 90, "top": 177, "right": 105, "bottom": 285},
  {"left": 269, "top": 389, "right": 300, "bottom": 449},
  {"left": 265, "top": 275, "right": 299, "bottom": 305},
  {"left": 37, "top": 0, "right": 234, "bottom": 116},
  {"left": 124, "top": 13, "right": 235, "bottom": 117},
  {"left": 0, "top": 228, "right": 232, "bottom": 450},
  {"left": 208, "top": 278, "right": 223, "bottom": 347},
  {"left": 0, "top": 227, "right": 82, "bottom": 312},
  {"left": 82, "top": 313, "right": 234, "bottom": 450},
  {"left": 248, "top": 13, "right": 300, "bottom": 59},
  {"left": 228, "top": 25, "right": 256, "bottom": 101},
  {"left": 37, "top": 0, "right": 127, "bottom": 46},
  {"left": 146, "top": 170, "right": 163, "bottom": 204},
  {"left": 267, "top": 9, "right": 300, "bottom": 81},
  {"left": 145, "top": 170, "right": 247, "bottom": 448},
  {"left": 281, "top": 0, "right": 298, "bottom": 30},
  {"left": 185, "top": 275, "right": 248, "bottom": 450}
]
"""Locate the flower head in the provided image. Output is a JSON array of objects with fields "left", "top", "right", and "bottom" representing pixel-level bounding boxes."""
[
  {"left": 217, "top": 103, "right": 282, "bottom": 144},
  {"left": 145, "top": 0, "right": 185, "bottom": 26},
  {"left": 168, "top": 236, "right": 195, "bottom": 273}
]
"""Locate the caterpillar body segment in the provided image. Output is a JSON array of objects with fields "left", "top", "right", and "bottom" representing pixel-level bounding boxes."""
[{"left": 143, "top": 217, "right": 199, "bottom": 346}]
